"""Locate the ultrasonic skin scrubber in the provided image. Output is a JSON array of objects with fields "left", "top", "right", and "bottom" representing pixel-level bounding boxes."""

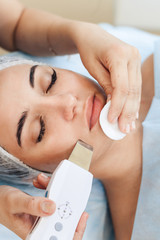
[
  {"left": 26, "top": 140, "right": 93, "bottom": 240},
  {"left": 99, "top": 100, "right": 126, "bottom": 140}
]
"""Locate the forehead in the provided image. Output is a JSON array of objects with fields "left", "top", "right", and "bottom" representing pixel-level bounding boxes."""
[
  {"left": 0, "top": 64, "right": 30, "bottom": 92},
  {"left": 0, "top": 64, "right": 32, "bottom": 130}
]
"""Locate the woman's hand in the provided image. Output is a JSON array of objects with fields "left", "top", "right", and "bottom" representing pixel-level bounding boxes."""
[
  {"left": 72, "top": 22, "right": 142, "bottom": 134},
  {"left": 0, "top": 185, "right": 55, "bottom": 240},
  {"left": 33, "top": 173, "right": 89, "bottom": 240}
]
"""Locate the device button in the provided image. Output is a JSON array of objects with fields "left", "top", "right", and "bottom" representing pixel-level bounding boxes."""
[
  {"left": 55, "top": 222, "right": 63, "bottom": 231},
  {"left": 49, "top": 236, "right": 58, "bottom": 240},
  {"left": 45, "top": 190, "right": 48, "bottom": 198}
]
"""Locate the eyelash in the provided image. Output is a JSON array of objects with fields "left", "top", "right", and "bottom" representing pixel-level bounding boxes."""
[
  {"left": 46, "top": 69, "right": 57, "bottom": 93},
  {"left": 36, "top": 69, "right": 57, "bottom": 143},
  {"left": 36, "top": 117, "right": 45, "bottom": 143}
]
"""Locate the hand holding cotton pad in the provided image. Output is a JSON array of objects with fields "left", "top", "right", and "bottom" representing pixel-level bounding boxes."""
[{"left": 99, "top": 101, "right": 126, "bottom": 140}]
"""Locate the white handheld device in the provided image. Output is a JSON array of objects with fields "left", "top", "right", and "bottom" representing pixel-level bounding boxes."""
[{"left": 26, "top": 140, "right": 93, "bottom": 240}]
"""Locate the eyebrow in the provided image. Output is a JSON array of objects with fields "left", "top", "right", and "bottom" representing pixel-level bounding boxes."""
[
  {"left": 16, "top": 111, "right": 28, "bottom": 147},
  {"left": 16, "top": 65, "right": 37, "bottom": 147},
  {"left": 30, "top": 65, "right": 38, "bottom": 88}
]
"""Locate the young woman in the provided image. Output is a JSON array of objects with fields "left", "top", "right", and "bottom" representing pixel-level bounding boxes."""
[{"left": 0, "top": 41, "right": 158, "bottom": 240}]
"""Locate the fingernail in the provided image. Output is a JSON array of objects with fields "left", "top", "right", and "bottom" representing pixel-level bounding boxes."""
[
  {"left": 107, "top": 94, "right": 111, "bottom": 103},
  {"left": 136, "top": 112, "right": 139, "bottom": 119},
  {"left": 40, "top": 173, "right": 48, "bottom": 179},
  {"left": 33, "top": 179, "right": 38, "bottom": 184},
  {"left": 132, "top": 121, "right": 136, "bottom": 130},
  {"left": 126, "top": 124, "right": 130, "bottom": 133},
  {"left": 86, "top": 213, "right": 89, "bottom": 220},
  {"left": 41, "top": 201, "right": 55, "bottom": 214}
]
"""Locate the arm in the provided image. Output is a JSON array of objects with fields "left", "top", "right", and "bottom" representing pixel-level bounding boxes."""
[
  {"left": 0, "top": 0, "right": 23, "bottom": 50},
  {"left": 0, "top": 0, "right": 77, "bottom": 55}
]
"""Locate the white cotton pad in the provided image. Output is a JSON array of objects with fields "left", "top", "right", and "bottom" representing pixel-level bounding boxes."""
[{"left": 99, "top": 101, "right": 126, "bottom": 140}]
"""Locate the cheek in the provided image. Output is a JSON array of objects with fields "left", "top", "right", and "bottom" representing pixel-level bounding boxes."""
[{"left": 45, "top": 123, "right": 78, "bottom": 158}]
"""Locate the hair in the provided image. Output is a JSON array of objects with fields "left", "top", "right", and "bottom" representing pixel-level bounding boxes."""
[
  {"left": 0, "top": 146, "right": 43, "bottom": 185},
  {"left": 0, "top": 56, "right": 50, "bottom": 185}
]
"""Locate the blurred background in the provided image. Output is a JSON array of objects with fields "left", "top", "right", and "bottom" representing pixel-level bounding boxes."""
[
  {"left": 1, "top": 0, "right": 160, "bottom": 54},
  {"left": 15, "top": 0, "right": 160, "bottom": 31},
  {"left": 18, "top": 0, "right": 114, "bottom": 25}
]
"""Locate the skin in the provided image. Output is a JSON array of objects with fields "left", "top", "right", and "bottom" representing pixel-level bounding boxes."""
[
  {"left": 0, "top": 0, "right": 142, "bottom": 133},
  {"left": 0, "top": 53, "right": 154, "bottom": 239}
]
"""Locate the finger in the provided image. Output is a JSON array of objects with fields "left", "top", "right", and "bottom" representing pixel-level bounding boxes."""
[
  {"left": 118, "top": 58, "right": 142, "bottom": 133},
  {"left": 37, "top": 173, "right": 51, "bottom": 188},
  {"left": 33, "top": 179, "right": 46, "bottom": 190},
  {"left": 73, "top": 212, "right": 88, "bottom": 240},
  {"left": 107, "top": 61, "right": 128, "bottom": 123},
  {"left": 10, "top": 190, "right": 55, "bottom": 216},
  {"left": 88, "top": 59, "right": 113, "bottom": 95}
]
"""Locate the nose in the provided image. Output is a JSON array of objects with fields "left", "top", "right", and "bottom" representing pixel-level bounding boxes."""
[
  {"left": 34, "top": 93, "right": 77, "bottom": 121},
  {"left": 56, "top": 93, "right": 77, "bottom": 121}
]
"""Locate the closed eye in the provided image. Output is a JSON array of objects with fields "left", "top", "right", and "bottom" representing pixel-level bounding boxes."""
[
  {"left": 46, "top": 68, "right": 57, "bottom": 93},
  {"left": 36, "top": 117, "right": 45, "bottom": 143}
]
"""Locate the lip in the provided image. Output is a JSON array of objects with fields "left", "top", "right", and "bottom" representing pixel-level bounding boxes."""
[{"left": 86, "top": 95, "right": 103, "bottom": 130}]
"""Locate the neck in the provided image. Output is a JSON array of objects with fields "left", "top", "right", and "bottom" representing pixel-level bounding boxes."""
[
  {"left": 100, "top": 123, "right": 143, "bottom": 240},
  {"left": 91, "top": 120, "right": 143, "bottom": 182}
]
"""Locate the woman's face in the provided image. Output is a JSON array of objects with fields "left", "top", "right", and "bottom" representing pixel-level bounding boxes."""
[{"left": 0, "top": 64, "right": 107, "bottom": 173}]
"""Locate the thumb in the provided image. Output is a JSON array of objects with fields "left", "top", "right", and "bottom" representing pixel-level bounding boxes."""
[{"left": 12, "top": 190, "right": 56, "bottom": 217}]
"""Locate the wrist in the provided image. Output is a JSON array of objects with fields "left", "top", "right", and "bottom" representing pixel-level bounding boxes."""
[
  {"left": 47, "top": 17, "right": 78, "bottom": 55},
  {"left": 69, "top": 21, "right": 100, "bottom": 51}
]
